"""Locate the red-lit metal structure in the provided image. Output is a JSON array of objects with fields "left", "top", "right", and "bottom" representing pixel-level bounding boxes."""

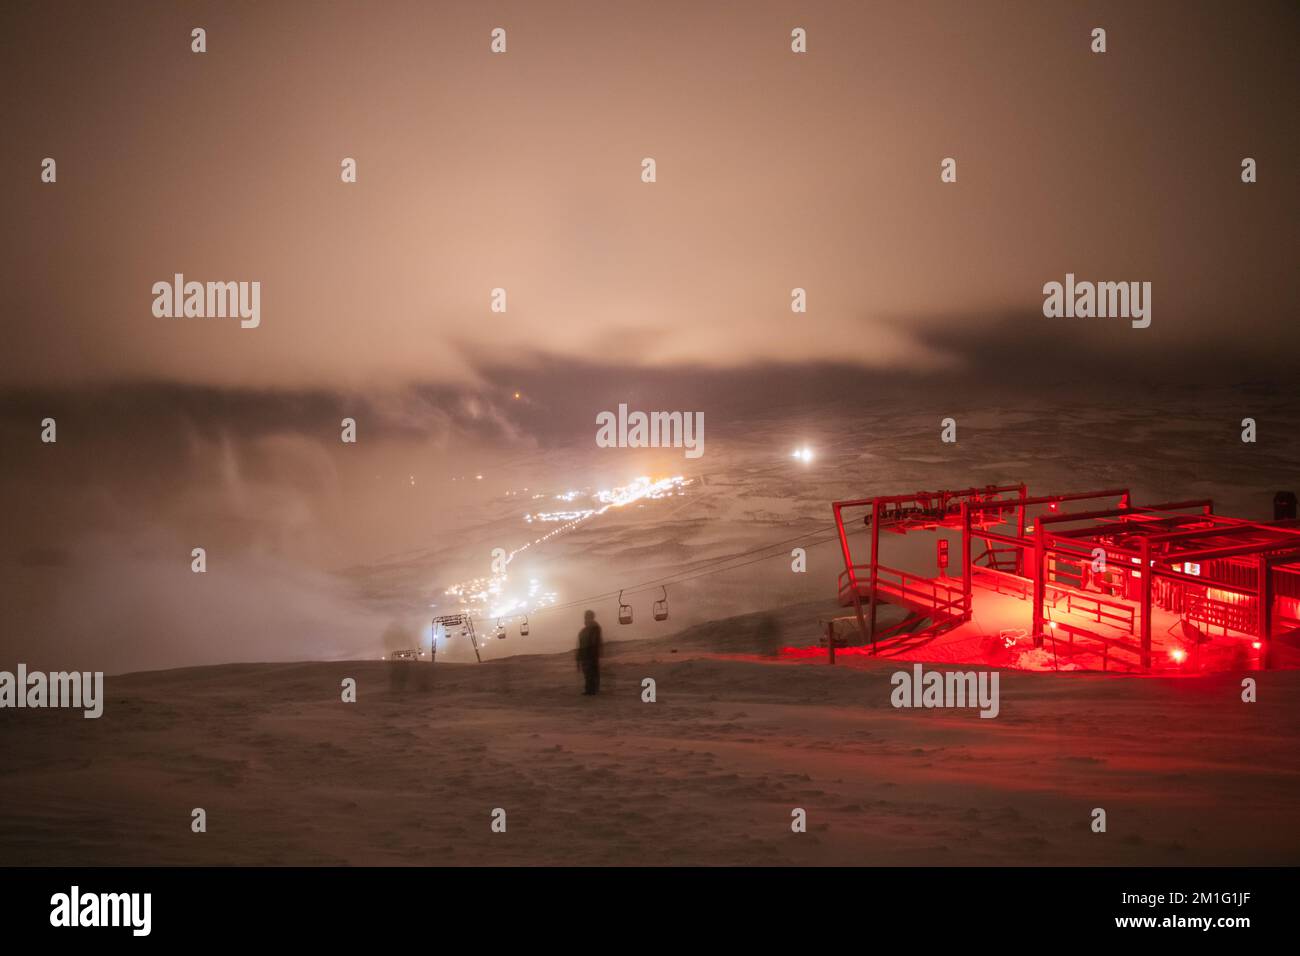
[{"left": 832, "top": 485, "right": 1300, "bottom": 670}]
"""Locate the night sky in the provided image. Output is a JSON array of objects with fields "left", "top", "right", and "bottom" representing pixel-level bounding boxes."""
[{"left": 3, "top": 0, "right": 1297, "bottom": 400}]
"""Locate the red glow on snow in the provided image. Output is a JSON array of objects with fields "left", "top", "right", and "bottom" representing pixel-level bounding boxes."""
[{"left": 827, "top": 484, "right": 1300, "bottom": 675}]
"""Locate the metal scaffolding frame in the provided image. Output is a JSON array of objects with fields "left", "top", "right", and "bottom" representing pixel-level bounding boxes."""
[{"left": 832, "top": 484, "right": 1300, "bottom": 669}]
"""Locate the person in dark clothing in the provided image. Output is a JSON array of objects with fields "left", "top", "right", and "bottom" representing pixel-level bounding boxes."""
[
  {"left": 576, "top": 609, "right": 603, "bottom": 695},
  {"left": 754, "top": 613, "right": 783, "bottom": 658}
]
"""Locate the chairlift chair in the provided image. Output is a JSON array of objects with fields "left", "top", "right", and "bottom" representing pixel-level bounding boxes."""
[
  {"left": 519, "top": 615, "right": 529, "bottom": 637},
  {"left": 652, "top": 585, "right": 669, "bottom": 622},
  {"left": 618, "top": 590, "right": 633, "bottom": 625},
  {"left": 495, "top": 618, "right": 507, "bottom": 639}
]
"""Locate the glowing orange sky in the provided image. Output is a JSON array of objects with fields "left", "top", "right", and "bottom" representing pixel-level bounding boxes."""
[{"left": 4, "top": 0, "right": 1297, "bottom": 390}]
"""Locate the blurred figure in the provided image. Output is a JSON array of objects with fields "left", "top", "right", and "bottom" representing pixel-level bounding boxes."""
[
  {"left": 576, "top": 609, "right": 603, "bottom": 695},
  {"left": 387, "top": 657, "right": 411, "bottom": 691},
  {"left": 755, "top": 613, "right": 783, "bottom": 657}
]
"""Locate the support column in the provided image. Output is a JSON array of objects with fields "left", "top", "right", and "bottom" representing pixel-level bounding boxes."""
[
  {"left": 1140, "top": 538, "right": 1152, "bottom": 670},
  {"left": 1016, "top": 484, "right": 1027, "bottom": 575},
  {"left": 1032, "top": 523, "right": 1046, "bottom": 647},
  {"left": 867, "top": 499, "right": 880, "bottom": 653},
  {"left": 837, "top": 502, "right": 872, "bottom": 647},
  {"left": 1258, "top": 555, "right": 1273, "bottom": 668},
  {"left": 961, "top": 502, "right": 972, "bottom": 621}
]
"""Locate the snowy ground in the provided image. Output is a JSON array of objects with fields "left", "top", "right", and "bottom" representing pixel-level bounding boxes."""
[{"left": 2, "top": 605, "right": 1296, "bottom": 866}]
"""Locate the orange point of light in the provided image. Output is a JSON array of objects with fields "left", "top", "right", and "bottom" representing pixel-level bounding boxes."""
[{"left": 1171, "top": 648, "right": 1186, "bottom": 663}]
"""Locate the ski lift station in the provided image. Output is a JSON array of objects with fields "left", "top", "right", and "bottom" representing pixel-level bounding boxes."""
[{"left": 829, "top": 484, "right": 1300, "bottom": 672}]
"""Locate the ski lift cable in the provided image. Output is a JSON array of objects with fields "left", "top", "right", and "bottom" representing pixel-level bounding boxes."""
[
  {"left": 539, "top": 531, "right": 839, "bottom": 614},
  {"left": 530, "top": 528, "right": 842, "bottom": 618},
  {"left": 468, "top": 529, "right": 841, "bottom": 627},
  {"left": 593, "top": 531, "right": 841, "bottom": 605},
  {"left": 612, "top": 524, "right": 839, "bottom": 590}
]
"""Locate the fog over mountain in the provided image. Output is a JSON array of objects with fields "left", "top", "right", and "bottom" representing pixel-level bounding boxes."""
[{"left": 2, "top": 1, "right": 1297, "bottom": 392}]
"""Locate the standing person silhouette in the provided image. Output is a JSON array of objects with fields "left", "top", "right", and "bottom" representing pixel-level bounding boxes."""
[{"left": 576, "top": 609, "right": 603, "bottom": 695}]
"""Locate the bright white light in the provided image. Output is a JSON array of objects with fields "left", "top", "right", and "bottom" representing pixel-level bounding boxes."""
[
  {"left": 792, "top": 447, "right": 814, "bottom": 463},
  {"left": 441, "top": 475, "right": 692, "bottom": 626},
  {"left": 533, "top": 476, "right": 690, "bottom": 523}
]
